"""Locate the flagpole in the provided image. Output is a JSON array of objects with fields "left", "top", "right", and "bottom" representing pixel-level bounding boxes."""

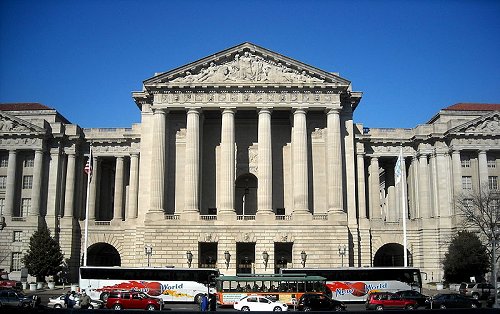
[
  {"left": 400, "top": 146, "right": 408, "bottom": 267},
  {"left": 83, "top": 144, "right": 92, "bottom": 267}
]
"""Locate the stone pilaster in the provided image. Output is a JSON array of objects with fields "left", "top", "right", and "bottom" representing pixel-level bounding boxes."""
[
  {"left": 149, "top": 109, "right": 167, "bottom": 216},
  {"left": 478, "top": 150, "right": 488, "bottom": 188},
  {"left": 418, "top": 154, "right": 431, "bottom": 218},
  {"left": 5, "top": 150, "right": 17, "bottom": 217},
  {"left": 63, "top": 152, "right": 76, "bottom": 219},
  {"left": 451, "top": 150, "right": 462, "bottom": 198},
  {"left": 292, "top": 108, "right": 309, "bottom": 215},
  {"left": 257, "top": 108, "right": 273, "bottom": 219},
  {"left": 127, "top": 153, "right": 139, "bottom": 219},
  {"left": 369, "top": 156, "right": 381, "bottom": 220},
  {"left": 88, "top": 156, "right": 98, "bottom": 220},
  {"left": 113, "top": 156, "right": 124, "bottom": 222},
  {"left": 184, "top": 108, "right": 200, "bottom": 214},
  {"left": 326, "top": 108, "right": 343, "bottom": 215},
  {"left": 219, "top": 108, "right": 236, "bottom": 217}
]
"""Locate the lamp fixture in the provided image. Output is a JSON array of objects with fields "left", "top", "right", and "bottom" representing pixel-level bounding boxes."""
[
  {"left": 186, "top": 250, "right": 193, "bottom": 268},
  {"left": 338, "top": 245, "right": 347, "bottom": 267},
  {"left": 262, "top": 251, "right": 269, "bottom": 270},
  {"left": 300, "top": 250, "right": 307, "bottom": 268},
  {"left": 144, "top": 245, "right": 153, "bottom": 267},
  {"left": 224, "top": 251, "right": 231, "bottom": 270}
]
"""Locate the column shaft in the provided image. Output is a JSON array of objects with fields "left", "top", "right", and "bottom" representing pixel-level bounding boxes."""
[
  {"left": 418, "top": 154, "right": 431, "bottom": 218},
  {"left": 292, "top": 109, "right": 309, "bottom": 213},
  {"left": 258, "top": 108, "right": 272, "bottom": 213},
  {"left": 219, "top": 108, "right": 235, "bottom": 213},
  {"left": 357, "top": 153, "right": 367, "bottom": 219},
  {"left": 30, "top": 149, "right": 43, "bottom": 217},
  {"left": 113, "top": 156, "right": 124, "bottom": 220},
  {"left": 327, "top": 108, "right": 343, "bottom": 213},
  {"left": 184, "top": 109, "right": 200, "bottom": 213},
  {"left": 150, "top": 110, "right": 167, "bottom": 212},
  {"left": 478, "top": 150, "right": 488, "bottom": 188},
  {"left": 451, "top": 151, "right": 462, "bottom": 197},
  {"left": 369, "top": 157, "right": 381, "bottom": 219},
  {"left": 5, "top": 150, "right": 17, "bottom": 216},
  {"left": 127, "top": 153, "right": 139, "bottom": 219},
  {"left": 88, "top": 156, "right": 98, "bottom": 220},
  {"left": 63, "top": 153, "right": 76, "bottom": 218}
]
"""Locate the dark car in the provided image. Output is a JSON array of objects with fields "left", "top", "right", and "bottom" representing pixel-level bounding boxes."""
[
  {"left": 365, "top": 292, "right": 418, "bottom": 311},
  {"left": 429, "top": 293, "right": 481, "bottom": 309},
  {"left": 105, "top": 290, "right": 162, "bottom": 310},
  {"left": 0, "top": 289, "right": 33, "bottom": 308},
  {"left": 459, "top": 282, "right": 494, "bottom": 300},
  {"left": 394, "top": 290, "right": 430, "bottom": 307},
  {"left": 296, "top": 293, "right": 346, "bottom": 311}
]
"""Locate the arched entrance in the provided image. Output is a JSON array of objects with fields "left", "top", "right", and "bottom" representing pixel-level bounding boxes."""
[
  {"left": 373, "top": 243, "right": 411, "bottom": 267},
  {"left": 235, "top": 173, "right": 258, "bottom": 217},
  {"left": 87, "top": 243, "right": 121, "bottom": 266}
]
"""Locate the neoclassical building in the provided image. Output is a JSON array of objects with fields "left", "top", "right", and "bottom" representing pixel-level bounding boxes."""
[{"left": 0, "top": 43, "right": 499, "bottom": 283}]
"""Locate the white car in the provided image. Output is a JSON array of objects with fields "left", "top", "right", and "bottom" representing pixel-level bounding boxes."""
[
  {"left": 47, "top": 294, "right": 103, "bottom": 309},
  {"left": 234, "top": 295, "right": 288, "bottom": 311}
]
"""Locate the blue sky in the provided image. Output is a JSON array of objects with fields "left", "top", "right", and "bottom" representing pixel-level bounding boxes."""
[{"left": 1, "top": 0, "right": 499, "bottom": 129}]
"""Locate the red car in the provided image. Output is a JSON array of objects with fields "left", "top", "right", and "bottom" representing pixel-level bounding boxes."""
[
  {"left": 365, "top": 292, "right": 418, "bottom": 310},
  {"left": 105, "top": 291, "right": 163, "bottom": 310}
]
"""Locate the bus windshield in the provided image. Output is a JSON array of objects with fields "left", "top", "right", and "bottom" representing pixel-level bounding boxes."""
[
  {"left": 216, "top": 274, "right": 326, "bottom": 305},
  {"left": 281, "top": 267, "right": 422, "bottom": 302},
  {"left": 79, "top": 266, "right": 219, "bottom": 303}
]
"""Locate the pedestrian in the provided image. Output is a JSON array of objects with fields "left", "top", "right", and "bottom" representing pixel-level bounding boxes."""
[
  {"left": 80, "top": 290, "right": 91, "bottom": 309},
  {"left": 64, "top": 291, "right": 71, "bottom": 308},
  {"left": 200, "top": 294, "right": 209, "bottom": 311},
  {"left": 209, "top": 293, "right": 217, "bottom": 311}
]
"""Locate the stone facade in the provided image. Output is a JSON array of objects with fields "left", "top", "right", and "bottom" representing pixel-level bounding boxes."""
[{"left": 0, "top": 43, "right": 499, "bottom": 283}]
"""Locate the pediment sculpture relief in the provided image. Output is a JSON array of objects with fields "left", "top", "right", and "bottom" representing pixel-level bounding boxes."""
[
  {"left": 0, "top": 117, "right": 30, "bottom": 132},
  {"left": 465, "top": 115, "right": 500, "bottom": 133},
  {"left": 171, "top": 51, "right": 325, "bottom": 84}
]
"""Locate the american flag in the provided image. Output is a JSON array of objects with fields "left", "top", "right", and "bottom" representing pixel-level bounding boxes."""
[{"left": 84, "top": 147, "right": 92, "bottom": 176}]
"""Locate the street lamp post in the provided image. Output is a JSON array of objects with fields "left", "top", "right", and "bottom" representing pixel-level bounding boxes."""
[
  {"left": 224, "top": 251, "right": 231, "bottom": 270},
  {"left": 145, "top": 245, "right": 153, "bottom": 267},
  {"left": 300, "top": 251, "right": 307, "bottom": 268},
  {"left": 262, "top": 251, "right": 269, "bottom": 271},
  {"left": 186, "top": 250, "right": 193, "bottom": 268},
  {"left": 338, "top": 245, "right": 347, "bottom": 267}
]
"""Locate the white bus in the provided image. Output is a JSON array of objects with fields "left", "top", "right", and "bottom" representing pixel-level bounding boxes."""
[
  {"left": 79, "top": 266, "right": 219, "bottom": 303},
  {"left": 281, "top": 267, "right": 422, "bottom": 302}
]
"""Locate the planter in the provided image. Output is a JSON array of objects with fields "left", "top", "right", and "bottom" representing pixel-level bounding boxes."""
[
  {"left": 29, "top": 283, "right": 37, "bottom": 291},
  {"left": 436, "top": 283, "right": 444, "bottom": 290},
  {"left": 36, "top": 282, "right": 43, "bottom": 289},
  {"left": 48, "top": 281, "right": 56, "bottom": 289},
  {"left": 22, "top": 282, "right": 28, "bottom": 290}
]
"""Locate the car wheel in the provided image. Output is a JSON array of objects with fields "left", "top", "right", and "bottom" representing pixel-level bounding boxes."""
[
  {"left": 375, "top": 305, "right": 384, "bottom": 311},
  {"left": 194, "top": 293, "right": 203, "bottom": 304},
  {"left": 100, "top": 292, "right": 109, "bottom": 302},
  {"left": 273, "top": 306, "right": 283, "bottom": 311},
  {"left": 241, "top": 306, "right": 250, "bottom": 311},
  {"left": 113, "top": 304, "right": 123, "bottom": 310},
  {"left": 472, "top": 293, "right": 480, "bottom": 300},
  {"left": 406, "top": 304, "right": 415, "bottom": 310},
  {"left": 303, "top": 306, "right": 312, "bottom": 311},
  {"left": 439, "top": 304, "right": 446, "bottom": 309},
  {"left": 146, "top": 304, "right": 156, "bottom": 311},
  {"left": 471, "top": 303, "right": 478, "bottom": 308},
  {"left": 54, "top": 304, "right": 62, "bottom": 308},
  {"left": 88, "top": 304, "right": 94, "bottom": 309},
  {"left": 334, "top": 305, "right": 344, "bottom": 311}
]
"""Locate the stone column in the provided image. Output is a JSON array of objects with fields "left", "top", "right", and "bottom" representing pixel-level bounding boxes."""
[
  {"left": 184, "top": 108, "right": 200, "bottom": 214},
  {"left": 219, "top": 108, "right": 236, "bottom": 215},
  {"left": 5, "top": 150, "right": 17, "bottom": 217},
  {"left": 150, "top": 109, "right": 167, "bottom": 213},
  {"left": 357, "top": 152, "right": 367, "bottom": 219},
  {"left": 88, "top": 156, "right": 98, "bottom": 220},
  {"left": 63, "top": 152, "right": 76, "bottom": 218},
  {"left": 478, "top": 150, "right": 488, "bottom": 188},
  {"left": 126, "top": 153, "right": 139, "bottom": 219},
  {"left": 418, "top": 154, "right": 431, "bottom": 218},
  {"left": 29, "top": 149, "right": 44, "bottom": 217},
  {"left": 292, "top": 108, "right": 309, "bottom": 214},
  {"left": 451, "top": 150, "right": 462, "bottom": 197},
  {"left": 326, "top": 108, "right": 343, "bottom": 214},
  {"left": 113, "top": 156, "right": 124, "bottom": 221},
  {"left": 46, "top": 148, "right": 62, "bottom": 231},
  {"left": 369, "top": 156, "right": 381, "bottom": 220},
  {"left": 257, "top": 108, "right": 273, "bottom": 215}
]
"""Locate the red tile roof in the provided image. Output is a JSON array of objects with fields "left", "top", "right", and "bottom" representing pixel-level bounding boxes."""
[
  {"left": 443, "top": 103, "right": 500, "bottom": 111},
  {"left": 0, "top": 103, "right": 53, "bottom": 111}
]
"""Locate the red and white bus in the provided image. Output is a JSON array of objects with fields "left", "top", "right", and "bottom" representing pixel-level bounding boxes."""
[
  {"left": 79, "top": 266, "right": 219, "bottom": 303},
  {"left": 281, "top": 267, "right": 422, "bottom": 302}
]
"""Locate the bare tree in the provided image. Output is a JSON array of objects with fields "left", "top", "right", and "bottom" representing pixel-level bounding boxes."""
[{"left": 455, "top": 183, "right": 500, "bottom": 286}]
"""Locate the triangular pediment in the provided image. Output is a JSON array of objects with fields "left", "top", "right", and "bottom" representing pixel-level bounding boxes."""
[
  {"left": 0, "top": 111, "right": 46, "bottom": 135},
  {"left": 144, "top": 42, "right": 350, "bottom": 88},
  {"left": 448, "top": 112, "right": 500, "bottom": 135}
]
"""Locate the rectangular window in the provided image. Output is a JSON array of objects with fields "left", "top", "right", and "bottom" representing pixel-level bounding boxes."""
[
  {"left": 13, "top": 231, "right": 22, "bottom": 242},
  {"left": 11, "top": 252, "right": 22, "bottom": 271},
  {"left": 0, "top": 176, "right": 7, "bottom": 189},
  {"left": 462, "top": 176, "right": 472, "bottom": 190},
  {"left": 464, "top": 198, "right": 473, "bottom": 210},
  {"left": 0, "top": 198, "right": 4, "bottom": 216},
  {"left": 488, "top": 157, "right": 497, "bottom": 168},
  {"left": 23, "top": 156, "right": 34, "bottom": 168},
  {"left": 0, "top": 155, "right": 8, "bottom": 167},
  {"left": 461, "top": 155, "right": 471, "bottom": 168},
  {"left": 22, "top": 175, "right": 33, "bottom": 189},
  {"left": 20, "top": 198, "right": 31, "bottom": 217},
  {"left": 489, "top": 176, "right": 498, "bottom": 190}
]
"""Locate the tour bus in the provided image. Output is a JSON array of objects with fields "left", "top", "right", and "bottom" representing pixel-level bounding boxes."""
[
  {"left": 216, "top": 273, "right": 327, "bottom": 306},
  {"left": 79, "top": 266, "right": 219, "bottom": 303},
  {"left": 281, "top": 267, "right": 422, "bottom": 302}
]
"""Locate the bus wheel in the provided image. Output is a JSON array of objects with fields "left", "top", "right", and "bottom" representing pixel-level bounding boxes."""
[
  {"left": 241, "top": 306, "right": 250, "bottom": 311},
  {"left": 375, "top": 305, "right": 384, "bottom": 311},
  {"left": 273, "top": 306, "right": 282, "bottom": 311},
  {"left": 439, "top": 304, "right": 446, "bottom": 309},
  {"left": 113, "top": 304, "right": 122, "bottom": 310},
  {"left": 303, "top": 307, "right": 312, "bottom": 311},
  {"left": 100, "top": 292, "right": 109, "bottom": 302},
  {"left": 146, "top": 304, "right": 156, "bottom": 311},
  {"left": 333, "top": 305, "right": 343, "bottom": 311},
  {"left": 194, "top": 293, "right": 203, "bottom": 304}
]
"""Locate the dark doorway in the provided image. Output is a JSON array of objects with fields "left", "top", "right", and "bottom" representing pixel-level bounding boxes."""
[
  {"left": 274, "top": 242, "right": 293, "bottom": 273},
  {"left": 86, "top": 243, "right": 120, "bottom": 266},
  {"left": 373, "top": 243, "right": 411, "bottom": 266},
  {"left": 199, "top": 242, "right": 218, "bottom": 268},
  {"left": 236, "top": 242, "right": 255, "bottom": 274},
  {"left": 235, "top": 174, "right": 258, "bottom": 217}
]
